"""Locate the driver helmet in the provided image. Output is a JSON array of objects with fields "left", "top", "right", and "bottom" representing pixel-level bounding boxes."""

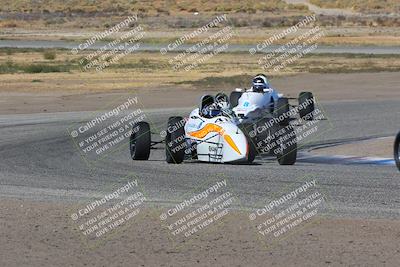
[
  {"left": 202, "top": 103, "right": 221, "bottom": 118},
  {"left": 252, "top": 74, "right": 270, "bottom": 92},
  {"left": 215, "top": 93, "right": 230, "bottom": 110}
]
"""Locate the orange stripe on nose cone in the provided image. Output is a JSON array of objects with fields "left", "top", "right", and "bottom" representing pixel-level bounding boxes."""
[
  {"left": 188, "top": 123, "right": 223, "bottom": 139},
  {"left": 223, "top": 135, "right": 242, "bottom": 155},
  {"left": 188, "top": 123, "right": 242, "bottom": 155}
]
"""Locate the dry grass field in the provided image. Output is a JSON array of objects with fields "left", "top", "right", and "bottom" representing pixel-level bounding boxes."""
[
  {"left": 1, "top": 0, "right": 399, "bottom": 47},
  {"left": 0, "top": 0, "right": 292, "bottom": 14},
  {"left": 1, "top": 49, "right": 399, "bottom": 93},
  {"left": 1, "top": 0, "right": 399, "bottom": 31}
]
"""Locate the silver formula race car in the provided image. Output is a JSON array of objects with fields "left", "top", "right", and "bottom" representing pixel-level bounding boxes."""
[
  {"left": 129, "top": 93, "right": 299, "bottom": 165},
  {"left": 229, "top": 74, "right": 315, "bottom": 125}
]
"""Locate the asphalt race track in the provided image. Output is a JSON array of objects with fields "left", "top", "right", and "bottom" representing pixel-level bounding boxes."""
[{"left": 0, "top": 99, "right": 399, "bottom": 220}]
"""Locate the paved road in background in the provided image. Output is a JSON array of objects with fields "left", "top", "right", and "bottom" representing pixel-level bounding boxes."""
[{"left": 1, "top": 40, "right": 400, "bottom": 54}]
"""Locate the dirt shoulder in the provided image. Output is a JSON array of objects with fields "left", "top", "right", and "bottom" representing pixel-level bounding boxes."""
[
  {"left": 1, "top": 72, "right": 399, "bottom": 115},
  {"left": 1, "top": 197, "right": 399, "bottom": 267}
]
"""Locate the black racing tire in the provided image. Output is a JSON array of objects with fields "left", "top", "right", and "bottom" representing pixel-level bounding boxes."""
[
  {"left": 230, "top": 91, "right": 242, "bottom": 108},
  {"left": 247, "top": 139, "right": 257, "bottom": 163},
  {"left": 274, "top": 97, "right": 290, "bottom": 126},
  {"left": 273, "top": 125, "right": 297, "bottom": 165},
  {"left": 191, "top": 143, "right": 198, "bottom": 160},
  {"left": 237, "top": 123, "right": 257, "bottom": 163},
  {"left": 252, "top": 118, "right": 274, "bottom": 155},
  {"left": 166, "top": 116, "right": 186, "bottom": 164},
  {"left": 299, "top": 92, "right": 315, "bottom": 120},
  {"left": 395, "top": 131, "right": 400, "bottom": 171},
  {"left": 268, "top": 96, "right": 275, "bottom": 113},
  {"left": 130, "top": 121, "right": 151, "bottom": 160}
]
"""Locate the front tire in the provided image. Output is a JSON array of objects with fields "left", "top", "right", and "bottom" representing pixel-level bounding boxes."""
[
  {"left": 247, "top": 139, "right": 257, "bottom": 163},
  {"left": 274, "top": 125, "right": 297, "bottom": 165},
  {"left": 239, "top": 123, "right": 257, "bottom": 163},
  {"left": 274, "top": 98, "right": 290, "bottom": 126},
  {"left": 299, "top": 92, "right": 314, "bottom": 120},
  {"left": 166, "top": 116, "right": 186, "bottom": 164},
  {"left": 130, "top": 122, "right": 151, "bottom": 160},
  {"left": 253, "top": 118, "right": 275, "bottom": 155},
  {"left": 395, "top": 132, "right": 400, "bottom": 171}
]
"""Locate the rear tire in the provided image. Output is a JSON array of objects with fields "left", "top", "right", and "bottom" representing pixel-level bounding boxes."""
[
  {"left": 130, "top": 122, "right": 151, "bottom": 160},
  {"left": 274, "top": 98, "right": 290, "bottom": 126},
  {"left": 166, "top": 116, "right": 186, "bottom": 164},
  {"left": 299, "top": 92, "right": 314, "bottom": 120},
  {"left": 230, "top": 91, "right": 242, "bottom": 108},
  {"left": 395, "top": 132, "right": 400, "bottom": 171},
  {"left": 274, "top": 125, "right": 297, "bottom": 165}
]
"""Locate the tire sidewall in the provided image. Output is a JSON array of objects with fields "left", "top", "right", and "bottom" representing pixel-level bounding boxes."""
[
  {"left": 130, "top": 122, "right": 151, "bottom": 160},
  {"left": 274, "top": 98, "right": 290, "bottom": 126},
  {"left": 395, "top": 132, "right": 400, "bottom": 171},
  {"left": 299, "top": 92, "right": 314, "bottom": 120},
  {"left": 274, "top": 125, "right": 297, "bottom": 165},
  {"left": 166, "top": 117, "right": 186, "bottom": 164}
]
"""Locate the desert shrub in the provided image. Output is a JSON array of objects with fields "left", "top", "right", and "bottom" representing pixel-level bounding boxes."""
[
  {"left": 0, "top": 20, "right": 18, "bottom": 28},
  {"left": 287, "top": 4, "right": 309, "bottom": 11},
  {"left": 0, "top": 61, "right": 68, "bottom": 74},
  {"left": 22, "top": 64, "right": 66, "bottom": 73},
  {"left": 0, "top": 60, "right": 16, "bottom": 73},
  {"left": 262, "top": 19, "right": 272, "bottom": 27},
  {"left": 43, "top": 50, "right": 56, "bottom": 60}
]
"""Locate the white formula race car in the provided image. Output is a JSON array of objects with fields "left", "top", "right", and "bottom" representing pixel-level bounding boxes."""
[
  {"left": 230, "top": 87, "right": 314, "bottom": 125},
  {"left": 225, "top": 74, "right": 315, "bottom": 164},
  {"left": 129, "top": 93, "right": 297, "bottom": 164}
]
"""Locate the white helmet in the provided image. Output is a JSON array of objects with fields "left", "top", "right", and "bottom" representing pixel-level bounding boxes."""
[
  {"left": 215, "top": 93, "right": 230, "bottom": 110},
  {"left": 252, "top": 74, "right": 270, "bottom": 92}
]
